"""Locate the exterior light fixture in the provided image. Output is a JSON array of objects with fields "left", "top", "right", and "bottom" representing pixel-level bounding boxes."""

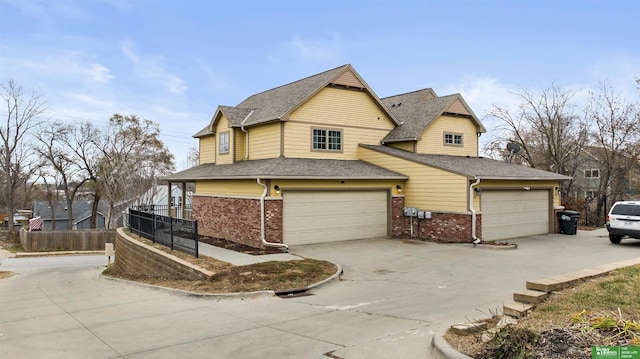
[
  {"left": 274, "top": 185, "right": 281, "bottom": 194},
  {"left": 396, "top": 185, "right": 402, "bottom": 192}
]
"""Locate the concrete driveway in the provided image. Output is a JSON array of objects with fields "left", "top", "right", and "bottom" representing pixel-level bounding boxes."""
[{"left": 1, "top": 229, "right": 639, "bottom": 358}]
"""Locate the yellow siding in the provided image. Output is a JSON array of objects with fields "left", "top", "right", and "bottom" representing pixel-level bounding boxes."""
[
  {"left": 417, "top": 115, "right": 478, "bottom": 156},
  {"left": 248, "top": 122, "right": 281, "bottom": 159},
  {"left": 199, "top": 135, "right": 216, "bottom": 164},
  {"left": 196, "top": 179, "right": 264, "bottom": 197},
  {"left": 235, "top": 130, "right": 246, "bottom": 161},
  {"left": 358, "top": 146, "right": 469, "bottom": 212},
  {"left": 388, "top": 141, "right": 414, "bottom": 152},
  {"left": 285, "top": 87, "right": 395, "bottom": 159},
  {"left": 216, "top": 116, "right": 234, "bottom": 165}
]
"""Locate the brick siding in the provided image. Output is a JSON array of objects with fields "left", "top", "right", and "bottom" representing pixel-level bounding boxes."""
[{"left": 193, "top": 195, "right": 283, "bottom": 249}]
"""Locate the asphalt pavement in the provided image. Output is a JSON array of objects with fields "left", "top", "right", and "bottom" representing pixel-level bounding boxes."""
[{"left": 1, "top": 229, "right": 640, "bottom": 358}]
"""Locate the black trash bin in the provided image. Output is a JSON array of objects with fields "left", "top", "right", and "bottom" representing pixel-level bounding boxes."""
[{"left": 557, "top": 210, "right": 580, "bottom": 235}]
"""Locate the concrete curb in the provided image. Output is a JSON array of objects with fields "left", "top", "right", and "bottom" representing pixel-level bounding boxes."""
[
  {"left": 15, "top": 250, "right": 104, "bottom": 257},
  {"left": 428, "top": 329, "right": 474, "bottom": 359}
]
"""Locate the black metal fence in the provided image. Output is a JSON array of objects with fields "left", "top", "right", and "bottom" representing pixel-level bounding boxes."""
[
  {"left": 131, "top": 204, "right": 192, "bottom": 219},
  {"left": 128, "top": 206, "right": 198, "bottom": 258}
]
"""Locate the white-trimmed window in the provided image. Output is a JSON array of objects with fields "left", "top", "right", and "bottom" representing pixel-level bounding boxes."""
[
  {"left": 219, "top": 131, "right": 230, "bottom": 154},
  {"left": 584, "top": 169, "right": 600, "bottom": 178},
  {"left": 312, "top": 128, "right": 342, "bottom": 151},
  {"left": 444, "top": 132, "right": 463, "bottom": 146},
  {"left": 585, "top": 190, "right": 599, "bottom": 198}
]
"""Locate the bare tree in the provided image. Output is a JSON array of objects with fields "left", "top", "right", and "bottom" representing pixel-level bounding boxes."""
[
  {"left": 188, "top": 146, "right": 199, "bottom": 167},
  {"left": 98, "top": 114, "right": 174, "bottom": 227},
  {"left": 0, "top": 80, "right": 46, "bottom": 234},
  {"left": 586, "top": 82, "right": 640, "bottom": 220},
  {"left": 34, "top": 121, "right": 89, "bottom": 229},
  {"left": 56, "top": 121, "right": 104, "bottom": 228},
  {"left": 484, "top": 85, "right": 589, "bottom": 199}
]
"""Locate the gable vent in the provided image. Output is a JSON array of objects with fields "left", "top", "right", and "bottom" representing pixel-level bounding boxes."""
[
  {"left": 331, "top": 70, "right": 365, "bottom": 88},
  {"left": 446, "top": 99, "right": 470, "bottom": 115}
]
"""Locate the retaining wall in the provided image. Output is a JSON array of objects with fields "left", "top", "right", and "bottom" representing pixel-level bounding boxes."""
[{"left": 114, "top": 228, "right": 212, "bottom": 280}]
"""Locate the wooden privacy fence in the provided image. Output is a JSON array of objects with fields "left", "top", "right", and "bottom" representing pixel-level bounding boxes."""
[{"left": 19, "top": 228, "right": 116, "bottom": 252}]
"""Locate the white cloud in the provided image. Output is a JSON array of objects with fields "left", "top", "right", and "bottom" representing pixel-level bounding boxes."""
[
  {"left": 445, "top": 75, "right": 521, "bottom": 119},
  {"left": 283, "top": 33, "right": 342, "bottom": 62},
  {"left": 6, "top": 50, "right": 113, "bottom": 86},
  {"left": 120, "top": 42, "right": 187, "bottom": 94},
  {"left": 195, "top": 59, "right": 229, "bottom": 91},
  {"left": 64, "top": 92, "right": 114, "bottom": 108}
]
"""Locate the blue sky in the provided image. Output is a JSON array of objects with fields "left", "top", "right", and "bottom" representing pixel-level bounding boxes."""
[{"left": 1, "top": 0, "right": 638, "bottom": 169}]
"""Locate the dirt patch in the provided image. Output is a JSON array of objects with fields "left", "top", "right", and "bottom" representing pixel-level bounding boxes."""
[
  {"left": 106, "top": 259, "right": 337, "bottom": 293},
  {"left": 105, "top": 233, "right": 337, "bottom": 293},
  {"left": 0, "top": 271, "right": 14, "bottom": 279},
  {"left": 199, "top": 235, "right": 285, "bottom": 255}
]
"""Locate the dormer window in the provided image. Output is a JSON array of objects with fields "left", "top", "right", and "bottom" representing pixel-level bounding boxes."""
[
  {"left": 219, "top": 131, "right": 230, "bottom": 154},
  {"left": 444, "top": 132, "right": 463, "bottom": 146},
  {"left": 312, "top": 128, "right": 342, "bottom": 151}
]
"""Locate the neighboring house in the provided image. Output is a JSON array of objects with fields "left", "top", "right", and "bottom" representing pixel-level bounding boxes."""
[
  {"left": 163, "top": 64, "right": 569, "bottom": 248},
  {"left": 574, "top": 147, "right": 638, "bottom": 201},
  {"left": 32, "top": 200, "right": 107, "bottom": 231},
  {"left": 135, "top": 183, "right": 193, "bottom": 218}
]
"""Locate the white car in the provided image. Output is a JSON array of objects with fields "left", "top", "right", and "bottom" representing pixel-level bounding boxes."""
[{"left": 606, "top": 201, "right": 640, "bottom": 244}]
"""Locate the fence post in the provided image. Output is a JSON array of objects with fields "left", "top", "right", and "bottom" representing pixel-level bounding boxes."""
[
  {"left": 194, "top": 220, "right": 198, "bottom": 258},
  {"left": 170, "top": 218, "right": 174, "bottom": 251}
]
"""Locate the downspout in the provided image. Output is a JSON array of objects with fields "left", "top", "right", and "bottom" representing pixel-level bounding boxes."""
[
  {"left": 240, "top": 126, "right": 249, "bottom": 160},
  {"left": 240, "top": 110, "right": 254, "bottom": 161},
  {"left": 470, "top": 176, "right": 481, "bottom": 244},
  {"left": 257, "top": 178, "right": 289, "bottom": 250}
]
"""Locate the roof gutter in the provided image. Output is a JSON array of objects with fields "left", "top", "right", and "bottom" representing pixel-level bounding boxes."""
[
  {"left": 256, "top": 178, "right": 289, "bottom": 251},
  {"left": 469, "top": 176, "right": 481, "bottom": 244}
]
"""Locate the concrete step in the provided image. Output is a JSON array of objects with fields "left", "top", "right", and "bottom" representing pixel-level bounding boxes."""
[
  {"left": 513, "top": 289, "right": 550, "bottom": 304},
  {"left": 449, "top": 321, "right": 488, "bottom": 335},
  {"left": 503, "top": 302, "right": 535, "bottom": 318}
]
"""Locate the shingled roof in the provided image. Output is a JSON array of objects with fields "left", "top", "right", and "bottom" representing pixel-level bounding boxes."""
[
  {"left": 360, "top": 144, "right": 571, "bottom": 181},
  {"left": 162, "top": 157, "right": 408, "bottom": 181},
  {"left": 381, "top": 90, "right": 486, "bottom": 143},
  {"left": 194, "top": 64, "right": 401, "bottom": 138}
]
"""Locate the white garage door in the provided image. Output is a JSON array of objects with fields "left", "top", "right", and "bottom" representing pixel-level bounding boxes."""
[
  {"left": 283, "top": 190, "right": 388, "bottom": 245},
  {"left": 481, "top": 190, "right": 550, "bottom": 241}
]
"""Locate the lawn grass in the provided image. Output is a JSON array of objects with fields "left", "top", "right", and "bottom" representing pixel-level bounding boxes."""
[{"left": 446, "top": 264, "right": 640, "bottom": 358}]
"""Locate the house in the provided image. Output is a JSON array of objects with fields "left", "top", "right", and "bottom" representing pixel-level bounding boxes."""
[
  {"left": 134, "top": 183, "right": 193, "bottom": 219},
  {"left": 575, "top": 147, "right": 639, "bottom": 201},
  {"left": 163, "top": 64, "right": 569, "bottom": 248},
  {"left": 31, "top": 200, "right": 107, "bottom": 230}
]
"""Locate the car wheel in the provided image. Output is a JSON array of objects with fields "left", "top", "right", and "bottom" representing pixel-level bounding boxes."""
[{"left": 609, "top": 234, "right": 622, "bottom": 244}]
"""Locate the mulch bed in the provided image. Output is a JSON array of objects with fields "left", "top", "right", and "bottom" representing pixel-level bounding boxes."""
[{"left": 199, "top": 235, "right": 285, "bottom": 255}]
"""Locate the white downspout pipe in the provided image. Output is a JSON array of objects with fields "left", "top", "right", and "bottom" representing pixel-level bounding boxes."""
[
  {"left": 257, "top": 178, "right": 289, "bottom": 251},
  {"left": 240, "top": 110, "right": 254, "bottom": 161},
  {"left": 241, "top": 126, "right": 249, "bottom": 160},
  {"left": 470, "top": 176, "right": 481, "bottom": 244}
]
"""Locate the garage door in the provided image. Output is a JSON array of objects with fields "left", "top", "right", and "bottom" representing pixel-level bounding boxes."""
[
  {"left": 283, "top": 190, "right": 388, "bottom": 245},
  {"left": 481, "top": 190, "right": 550, "bottom": 241}
]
